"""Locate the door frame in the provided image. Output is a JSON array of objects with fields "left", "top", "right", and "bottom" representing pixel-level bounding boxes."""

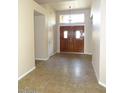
[{"left": 57, "top": 24, "right": 86, "bottom": 53}]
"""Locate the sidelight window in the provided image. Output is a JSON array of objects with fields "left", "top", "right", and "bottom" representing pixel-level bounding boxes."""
[
  {"left": 64, "top": 31, "right": 68, "bottom": 38},
  {"left": 76, "top": 31, "right": 81, "bottom": 39}
]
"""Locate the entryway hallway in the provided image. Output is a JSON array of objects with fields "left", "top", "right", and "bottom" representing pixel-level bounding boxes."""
[{"left": 19, "top": 53, "right": 105, "bottom": 93}]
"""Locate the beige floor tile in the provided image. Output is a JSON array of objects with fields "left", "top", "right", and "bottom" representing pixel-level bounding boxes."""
[{"left": 19, "top": 53, "right": 106, "bottom": 93}]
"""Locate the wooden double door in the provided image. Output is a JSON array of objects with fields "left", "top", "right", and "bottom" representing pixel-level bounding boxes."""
[{"left": 60, "top": 26, "right": 84, "bottom": 52}]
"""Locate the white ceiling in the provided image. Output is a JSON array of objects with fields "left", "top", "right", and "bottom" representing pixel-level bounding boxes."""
[{"left": 34, "top": 0, "right": 92, "bottom": 11}]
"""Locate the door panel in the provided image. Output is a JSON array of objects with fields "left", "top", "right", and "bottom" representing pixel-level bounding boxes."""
[
  {"left": 60, "top": 26, "right": 84, "bottom": 52},
  {"left": 73, "top": 26, "right": 84, "bottom": 52}
]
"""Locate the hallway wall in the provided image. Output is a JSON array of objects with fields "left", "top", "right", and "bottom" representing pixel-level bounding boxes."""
[
  {"left": 91, "top": 0, "right": 101, "bottom": 82},
  {"left": 19, "top": 0, "right": 35, "bottom": 79},
  {"left": 91, "top": 0, "right": 106, "bottom": 86},
  {"left": 99, "top": 0, "right": 106, "bottom": 86},
  {"left": 19, "top": 0, "right": 56, "bottom": 79}
]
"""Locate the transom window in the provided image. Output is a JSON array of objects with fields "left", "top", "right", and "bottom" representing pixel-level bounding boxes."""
[{"left": 60, "top": 14, "right": 85, "bottom": 23}]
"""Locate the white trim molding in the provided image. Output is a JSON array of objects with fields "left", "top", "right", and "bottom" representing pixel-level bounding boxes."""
[
  {"left": 99, "top": 81, "right": 106, "bottom": 88},
  {"left": 92, "top": 62, "right": 106, "bottom": 88},
  {"left": 50, "top": 52, "right": 57, "bottom": 57},
  {"left": 35, "top": 57, "right": 49, "bottom": 61},
  {"left": 18, "top": 66, "right": 35, "bottom": 80},
  {"left": 84, "top": 52, "right": 92, "bottom": 55},
  {"left": 36, "top": 52, "right": 57, "bottom": 61},
  {"left": 92, "top": 61, "right": 99, "bottom": 81},
  {"left": 60, "top": 52, "right": 92, "bottom": 55}
]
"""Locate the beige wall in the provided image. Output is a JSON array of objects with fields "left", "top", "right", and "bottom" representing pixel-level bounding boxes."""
[
  {"left": 91, "top": 0, "right": 101, "bottom": 80},
  {"left": 19, "top": 0, "right": 35, "bottom": 78},
  {"left": 99, "top": 0, "right": 106, "bottom": 86},
  {"left": 56, "top": 9, "right": 92, "bottom": 54},
  {"left": 19, "top": 0, "right": 56, "bottom": 79},
  {"left": 91, "top": 0, "right": 106, "bottom": 86}
]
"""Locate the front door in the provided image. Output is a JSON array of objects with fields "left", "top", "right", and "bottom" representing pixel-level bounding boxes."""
[{"left": 60, "top": 26, "right": 84, "bottom": 52}]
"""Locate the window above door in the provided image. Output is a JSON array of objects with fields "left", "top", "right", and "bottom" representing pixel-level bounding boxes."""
[{"left": 59, "top": 14, "right": 85, "bottom": 24}]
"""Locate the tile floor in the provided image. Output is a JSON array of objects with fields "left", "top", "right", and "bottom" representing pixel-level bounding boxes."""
[{"left": 19, "top": 53, "right": 106, "bottom": 93}]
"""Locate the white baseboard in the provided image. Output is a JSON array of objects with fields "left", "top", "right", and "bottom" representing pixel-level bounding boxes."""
[
  {"left": 60, "top": 52, "right": 92, "bottom": 55},
  {"left": 92, "top": 62, "right": 106, "bottom": 88},
  {"left": 35, "top": 57, "right": 49, "bottom": 61},
  {"left": 18, "top": 66, "right": 35, "bottom": 80},
  {"left": 99, "top": 81, "right": 106, "bottom": 88},
  {"left": 50, "top": 51, "right": 57, "bottom": 57},
  {"left": 84, "top": 52, "right": 92, "bottom": 55},
  {"left": 92, "top": 61, "right": 99, "bottom": 81},
  {"left": 36, "top": 52, "right": 57, "bottom": 61}
]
